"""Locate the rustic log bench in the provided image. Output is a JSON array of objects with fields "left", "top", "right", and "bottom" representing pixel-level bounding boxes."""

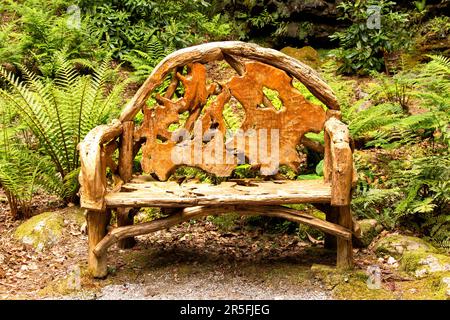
[{"left": 79, "top": 41, "right": 358, "bottom": 278}]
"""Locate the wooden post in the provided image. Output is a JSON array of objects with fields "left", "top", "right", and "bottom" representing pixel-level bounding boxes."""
[
  {"left": 118, "top": 121, "right": 134, "bottom": 182},
  {"left": 117, "top": 121, "right": 136, "bottom": 249},
  {"left": 336, "top": 205, "right": 353, "bottom": 269},
  {"left": 87, "top": 209, "right": 111, "bottom": 278}
]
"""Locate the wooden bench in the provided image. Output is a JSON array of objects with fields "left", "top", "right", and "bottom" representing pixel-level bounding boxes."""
[{"left": 79, "top": 41, "right": 358, "bottom": 278}]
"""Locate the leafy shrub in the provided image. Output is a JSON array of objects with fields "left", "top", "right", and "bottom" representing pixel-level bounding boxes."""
[
  {"left": 81, "top": 0, "right": 232, "bottom": 59},
  {"left": 414, "top": 16, "right": 450, "bottom": 52},
  {"left": 329, "top": 0, "right": 410, "bottom": 75},
  {"left": 213, "top": 1, "right": 319, "bottom": 45},
  {"left": 0, "top": 52, "right": 127, "bottom": 203},
  {"left": 350, "top": 55, "right": 450, "bottom": 247}
]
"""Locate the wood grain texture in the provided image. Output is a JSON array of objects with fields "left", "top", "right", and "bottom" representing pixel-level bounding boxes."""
[
  {"left": 105, "top": 179, "right": 332, "bottom": 207},
  {"left": 119, "top": 41, "right": 339, "bottom": 123},
  {"left": 337, "top": 205, "right": 353, "bottom": 268},
  {"left": 87, "top": 209, "right": 111, "bottom": 278},
  {"left": 118, "top": 121, "right": 134, "bottom": 183},
  {"left": 116, "top": 207, "right": 136, "bottom": 249},
  {"left": 228, "top": 62, "right": 326, "bottom": 174},
  {"left": 135, "top": 61, "right": 326, "bottom": 180},
  {"left": 78, "top": 120, "right": 122, "bottom": 211},
  {"left": 94, "top": 205, "right": 352, "bottom": 257},
  {"left": 324, "top": 117, "right": 353, "bottom": 206}
]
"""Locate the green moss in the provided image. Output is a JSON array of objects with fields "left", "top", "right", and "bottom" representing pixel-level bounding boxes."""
[
  {"left": 14, "top": 212, "right": 64, "bottom": 251},
  {"left": 64, "top": 207, "right": 86, "bottom": 226},
  {"left": 374, "top": 234, "right": 437, "bottom": 259},
  {"left": 281, "top": 46, "right": 321, "bottom": 70},
  {"left": 207, "top": 213, "right": 241, "bottom": 231},
  {"left": 135, "top": 207, "right": 166, "bottom": 223},
  {"left": 333, "top": 278, "right": 396, "bottom": 300},
  {"left": 396, "top": 273, "right": 450, "bottom": 300},
  {"left": 266, "top": 264, "right": 312, "bottom": 284},
  {"left": 311, "top": 264, "right": 395, "bottom": 299},
  {"left": 357, "top": 219, "right": 383, "bottom": 247},
  {"left": 401, "top": 251, "right": 450, "bottom": 275},
  {"left": 38, "top": 264, "right": 109, "bottom": 298}
]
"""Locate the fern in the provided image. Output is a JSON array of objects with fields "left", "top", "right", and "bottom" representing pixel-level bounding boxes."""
[
  {"left": 0, "top": 105, "right": 63, "bottom": 219},
  {"left": 0, "top": 51, "right": 126, "bottom": 202},
  {"left": 123, "top": 36, "right": 173, "bottom": 83},
  {"left": 348, "top": 103, "right": 404, "bottom": 140}
]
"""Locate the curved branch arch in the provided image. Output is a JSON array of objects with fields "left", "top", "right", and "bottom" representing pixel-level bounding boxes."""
[{"left": 119, "top": 41, "right": 340, "bottom": 122}]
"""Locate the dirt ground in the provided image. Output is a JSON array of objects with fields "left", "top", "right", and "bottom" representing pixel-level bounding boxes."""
[{"left": 2, "top": 190, "right": 439, "bottom": 300}]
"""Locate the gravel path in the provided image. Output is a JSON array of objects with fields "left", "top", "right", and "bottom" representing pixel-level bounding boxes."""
[{"left": 97, "top": 273, "right": 331, "bottom": 300}]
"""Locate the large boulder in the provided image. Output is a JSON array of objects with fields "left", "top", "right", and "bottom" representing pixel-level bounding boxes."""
[
  {"left": 14, "top": 207, "right": 85, "bottom": 251},
  {"left": 374, "top": 234, "right": 437, "bottom": 259}
]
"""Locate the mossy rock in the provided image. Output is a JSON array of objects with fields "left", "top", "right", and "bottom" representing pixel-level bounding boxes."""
[
  {"left": 14, "top": 207, "right": 85, "bottom": 251},
  {"left": 310, "top": 264, "right": 395, "bottom": 299},
  {"left": 354, "top": 219, "right": 383, "bottom": 247},
  {"left": 280, "top": 46, "right": 320, "bottom": 69},
  {"left": 374, "top": 234, "right": 437, "bottom": 259},
  {"left": 63, "top": 207, "right": 86, "bottom": 227},
  {"left": 14, "top": 212, "right": 64, "bottom": 251},
  {"left": 401, "top": 251, "right": 450, "bottom": 278}
]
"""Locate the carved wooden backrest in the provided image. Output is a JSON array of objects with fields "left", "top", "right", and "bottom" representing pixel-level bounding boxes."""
[{"left": 125, "top": 42, "right": 338, "bottom": 181}]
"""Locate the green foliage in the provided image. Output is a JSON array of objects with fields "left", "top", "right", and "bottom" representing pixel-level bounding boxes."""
[
  {"left": 232, "top": 164, "right": 254, "bottom": 179},
  {"left": 122, "top": 36, "right": 173, "bottom": 83},
  {"left": 171, "top": 166, "right": 226, "bottom": 185},
  {"left": 349, "top": 55, "right": 450, "bottom": 247},
  {"left": 415, "top": 16, "right": 450, "bottom": 50},
  {"left": 348, "top": 103, "right": 404, "bottom": 143},
  {"left": 0, "top": 0, "right": 106, "bottom": 76},
  {"left": 82, "top": 0, "right": 232, "bottom": 59},
  {"left": 368, "top": 55, "right": 450, "bottom": 148},
  {"left": 388, "top": 150, "right": 450, "bottom": 247},
  {"left": 216, "top": 1, "right": 317, "bottom": 45},
  {"left": 329, "top": 0, "right": 410, "bottom": 75},
  {"left": 0, "top": 52, "right": 126, "bottom": 202},
  {"left": 207, "top": 213, "right": 241, "bottom": 232},
  {"left": 0, "top": 143, "right": 62, "bottom": 220}
]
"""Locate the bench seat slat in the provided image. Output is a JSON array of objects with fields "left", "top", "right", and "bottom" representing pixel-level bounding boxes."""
[{"left": 105, "top": 178, "right": 332, "bottom": 208}]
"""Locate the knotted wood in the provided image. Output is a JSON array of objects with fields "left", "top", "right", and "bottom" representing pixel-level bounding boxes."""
[
  {"left": 105, "top": 179, "right": 332, "bottom": 207},
  {"left": 78, "top": 41, "right": 356, "bottom": 276},
  {"left": 78, "top": 120, "right": 122, "bottom": 211},
  {"left": 324, "top": 117, "right": 353, "bottom": 206},
  {"left": 120, "top": 41, "right": 339, "bottom": 123},
  {"left": 135, "top": 60, "right": 326, "bottom": 180}
]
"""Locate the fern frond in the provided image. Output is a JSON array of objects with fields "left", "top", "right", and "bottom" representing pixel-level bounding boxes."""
[{"left": 0, "top": 50, "right": 125, "bottom": 201}]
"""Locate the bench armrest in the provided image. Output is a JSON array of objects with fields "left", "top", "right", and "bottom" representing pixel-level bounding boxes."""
[
  {"left": 78, "top": 120, "right": 123, "bottom": 211},
  {"left": 324, "top": 117, "right": 355, "bottom": 206}
]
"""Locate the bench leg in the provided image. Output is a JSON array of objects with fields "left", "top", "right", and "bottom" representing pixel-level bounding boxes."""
[
  {"left": 87, "top": 209, "right": 111, "bottom": 278},
  {"left": 117, "top": 208, "right": 136, "bottom": 249},
  {"left": 336, "top": 205, "right": 353, "bottom": 269}
]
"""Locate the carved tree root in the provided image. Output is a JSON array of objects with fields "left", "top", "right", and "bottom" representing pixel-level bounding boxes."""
[
  {"left": 119, "top": 41, "right": 339, "bottom": 123},
  {"left": 93, "top": 205, "right": 352, "bottom": 258}
]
